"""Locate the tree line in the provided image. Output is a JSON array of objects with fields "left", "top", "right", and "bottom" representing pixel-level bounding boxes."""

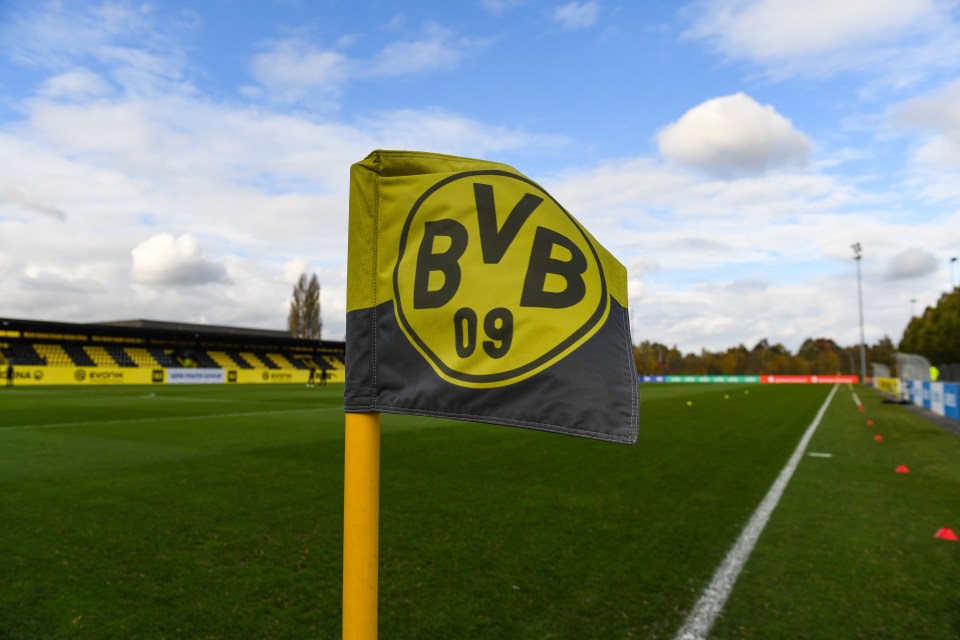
[
  {"left": 635, "top": 287, "right": 959, "bottom": 377},
  {"left": 633, "top": 336, "right": 897, "bottom": 377},
  {"left": 899, "top": 287, "right": 959, "bottom": 365}
]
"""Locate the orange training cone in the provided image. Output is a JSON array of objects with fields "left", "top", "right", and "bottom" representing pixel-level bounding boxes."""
[
  {"left": 934, "top": 528, "right": 959, "bottom": 541},
  {"left": 895, "top": 465, "right": 910, "bottom": 474},
  {"left": 866, "top": 419, "right": 874, "bottom": 426},
  {"left": 873, "top": 434, "right": 883, "bottom": 441}
]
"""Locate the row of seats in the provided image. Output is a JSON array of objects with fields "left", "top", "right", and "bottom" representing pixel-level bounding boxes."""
[{"left": 0, "top": 341, "right": 344, "bottom": 372}]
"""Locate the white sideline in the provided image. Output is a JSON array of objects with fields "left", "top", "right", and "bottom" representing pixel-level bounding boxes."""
[
  {"left": 850, "top": 388, "right": 863, "bottom": 410},
  {"left": 674, "top": 384, "right": 839, "bottom": 640}
]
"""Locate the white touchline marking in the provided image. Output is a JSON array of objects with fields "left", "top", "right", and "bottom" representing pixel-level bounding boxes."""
[
  {"left": 807, "top": 452, "right": 833, "bottom": 458},
  {"left": 674, "top": 384, "right": 839, "bottom": 640},
  {"left": 850, "top": 389, "right": 862, "bottom": 409}
]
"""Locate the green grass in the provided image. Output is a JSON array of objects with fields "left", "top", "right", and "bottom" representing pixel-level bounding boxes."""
[
  {"left": 0, "top": 383, "right": 957, "bottom": 638},
  {"left": 714, "top": 387, "right": 960, "bottom": 640}
]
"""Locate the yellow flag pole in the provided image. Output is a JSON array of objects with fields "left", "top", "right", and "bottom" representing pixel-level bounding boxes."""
[{"left": 342, "top": 411, "right": 381, "bottom": 640}]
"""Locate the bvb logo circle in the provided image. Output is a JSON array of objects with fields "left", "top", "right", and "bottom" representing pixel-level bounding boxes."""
[
  {"left": 74, "top": 369, "right": 86, "bottom": 382},
  {"left": 394, "top": 170, "right": 608, "bottom": 388}
]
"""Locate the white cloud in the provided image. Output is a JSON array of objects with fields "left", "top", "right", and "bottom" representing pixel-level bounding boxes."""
[
  {"left": 27, "top": 100, "right": 159, "bottom": 156},
  {"left": 549, "top": 158, "right": 877, "bottom": 252},
  {"left": 553, "top": 1, "right": 600, "bottom": 29},
  {"left": 39, "top": 68, "right": 114, "bottom": 99},
  {"left": 283, "top": 258, "right": 310, "bottom": 284},
  {"left": 130, "top": 233, "right": 229, "bottom": 285},
  {"left": 0, "top": 184, "right": 67, "bottom": 221},
  {"left": 2, "top": 1, "right": 188, "bottom": 89},
  {"left": 883, "top": 247, "right": 940, "bottom": 280},
  {"left": 250, "top": 27, "right": 487, "bottom": 105},
  {"left": 362, "top": 109, "right": 567, "bottom": 157},
  {"left": 685, "top": 0, "right": 959, "bottom": 83},
  {"left": 689, "top": 0, "right": 935, "bottom": 59},
  {"left": 543, "top": 154, "right": 954, "bottom": 351},
  {"left": 895, "top": 78, "right": 960, "bottom": 167},
  {"left": 0, "top": 44, "right": 559, "bottom": 341},
  {"left": 250, "top": 40, "right": 352, "bottom": 104},
  {"left": 657, "top": 93, "right": 811, "bottom": 178},
  {"left": 368, "top": 25, "right": 471, "bottom": 76}
]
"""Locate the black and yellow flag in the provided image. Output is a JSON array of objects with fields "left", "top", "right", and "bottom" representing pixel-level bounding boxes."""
[{"left": 345, "top": 150, "right": 638, "bottom": 444}]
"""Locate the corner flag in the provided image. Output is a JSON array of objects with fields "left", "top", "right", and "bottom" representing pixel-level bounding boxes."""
[{"left": 344, "top": 150, "right": 639, "bottom": 444}]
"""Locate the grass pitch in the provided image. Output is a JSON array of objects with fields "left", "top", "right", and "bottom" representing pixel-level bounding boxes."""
[{"left": 0, "top": 383, "right": 957, "bottom": 639}]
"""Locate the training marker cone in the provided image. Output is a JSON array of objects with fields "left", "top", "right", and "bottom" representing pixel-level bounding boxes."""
[
  {"left": 895, "top": 465, "right": 910, "bottom": 474},
  {"left": 934, "top": 528, "right": 959, "bottom": 541},
  {"left": 866, "top": 419, "right": 874, "bottom": 426},
  {"left": 873, "top": 434, "right": 883, "bottom": 441}
]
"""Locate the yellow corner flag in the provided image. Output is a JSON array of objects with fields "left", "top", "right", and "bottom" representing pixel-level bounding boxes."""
[{"left": 344, "top": 150, "right": 639, "bottom": 443}]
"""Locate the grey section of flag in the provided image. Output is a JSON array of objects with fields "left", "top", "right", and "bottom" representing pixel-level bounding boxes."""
[{"left": 344, "top": 298, "right": 639, "bottom": 444}]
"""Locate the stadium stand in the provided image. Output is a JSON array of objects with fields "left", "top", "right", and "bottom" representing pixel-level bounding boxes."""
[
  {"left": 207, "top": 350, "right": 240, "bottom": 369},
  {"left": 147, "top": 347, "right": 180, "bottom": 368},
  {"left": 63, "top": 343, "right": 96, "bottom": 366},
  {"left": 34, "top": 343, "right": 73, "bottom": 367},
  {"left": 287, "top": 355, "right": 310, "bottom": 370},
  {"left": 239, "top": 351, "right": 273, "bottom": 369},
  {"left": 84, "top": 345, "right": 118, "bottom": 367},
  {"left": 182, "top": 350, "right": 219, "bottom": 369},
  {"left": 0, "top": 317, "right": 345, "bottom": 381},
  {"left": 224, "top": 350, "right": 253, "bottom": 369},
  {"left": 6, "top": 341, "right": 43, "bottom": 365},
  {"left": 290, "top": 353, "right": 317, "bottom": 369},
  {"left": 126, "top": 347, "right": 161, "bottom": 368},
  {"left": 266, "top": 352, "right": 302, "bottom": 369},
  {"left": 104, "top": 344, "right": 137, "bottom": 367},
  {"left": 325, "top": 352, "right": 345, "bottom": 367}
]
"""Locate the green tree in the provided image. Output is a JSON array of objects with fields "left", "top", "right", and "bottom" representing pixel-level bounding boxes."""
[
  {"left": 288, "top": 273, "right": 323, "bottom": 340},
  {"left": 632, "top": 333, "right": 901, "bottom": 377},
  {"left": 900, "top": 288, "right": 960, "bottom": 364},
  {"left": 867, "top": 336, "right": 896, "bottom": 373}
]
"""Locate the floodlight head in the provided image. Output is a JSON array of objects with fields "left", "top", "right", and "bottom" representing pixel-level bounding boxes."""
[{"left": 852, "top": 242, "right": 862, "bottom": 259}]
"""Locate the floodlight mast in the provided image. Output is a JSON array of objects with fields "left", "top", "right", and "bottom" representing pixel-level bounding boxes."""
[
  {"left": 852, "top": 243, "right": 867, "bottom": 384},
  {"left": 951, "top": 256, "right": 957, "bottom": 290}
]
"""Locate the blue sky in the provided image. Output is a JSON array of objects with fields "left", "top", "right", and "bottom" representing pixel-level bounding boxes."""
[{"left": 1, "top": 0, "right": 958, "bottom": 353}]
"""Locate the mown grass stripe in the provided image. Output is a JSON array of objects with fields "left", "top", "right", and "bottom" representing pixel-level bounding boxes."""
[
  {"left": 675, "top": 384, "right": 839, "bottom": 640},
  {"left": 0, "top": 406, "right": 338, "bottom": 432}
]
